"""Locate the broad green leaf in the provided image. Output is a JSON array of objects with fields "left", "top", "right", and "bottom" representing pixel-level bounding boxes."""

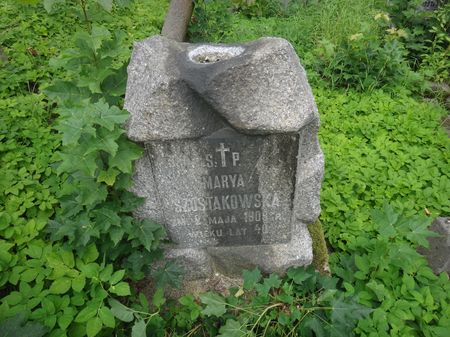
[
  {"left": 372, "top": 204, "right": 398, "bottom": 228},
  {"left": 99, "top": 307, "right": 115, "bottom": 328},
  {"left": 354, "top": 255, "right": 369, "bottom": 273},
  {"left": 58, "top": 311, "right": 74, "bottom": 330},
  {"left": 86, "top": 127, "right": 121, "bottom": 157},
  {"left": 99, "top": 264, "right": 113, "bottom": 282},
  {"left": 109, "top": 137, "right": 143, "bottom": 174},
  {"left": 287, "top": 267, "right": 312, "bottom": 285},
  {"left": 49, "top": 278, "right": 72, "bottom": 294},
  {"left": 61, "top": 249, "right": 75, "bottom": 268},
  {"left": 109, "top": 282, "right": 130, "bottom": 296},
  {"left": 131, "top": 319, "right": 147, "bottom": 337},
  {"left": 298, "top": 315, "right": 325, "bottom": 337},
  {"left": 93, "top": 208, "right": 121, "bottom": 231},
  {"left": 152, "top": 288, "right": 165, "bottom": 308},
  {"left": 75, "top": 303, "right": 99, "bottom": 323},
  {"left": 72, "top": 276, "right": 86, "bottom": 292},
  {"left": 110, "top": 270, "right": 125, "bottom": 285},
  {"left": 97, "top": 0, "right": 113, "bottom": 12},
  {"left": 255, "top": 273, "right": 282, "bottom": 295},
  {"left": 86, "top": 317, "right": 102, "bottom": 337},
  {"left": 97, "top": 168, "right": 120, "bottom": 186},
  {"left": 218, "top": 319, "right": 245, "bottom": 337},
  {"left": 44, "top": 80, "right": 89, "bottom": 103},
  {"left": 57, "top": 150, "right": 98, "bottom": 177},
  {"left": 110, "top": 227, "right": 125, "bottom": 246},
  {"left": 153, "top": 261, "right": 184, "bottom": 288},
  {"left": 89, "top": 100, "right": 128, "bottom": 131},
  {"left": 405, "top": 216, "right": 438, "bottom": 247},
  {"left": 83, "top": 244, "right": 99, "bottom": 264},
  {"left": 200, "top": 292, "right": 227, "bottom": 317},
  {"left": 108, "top": 298, "right": 134, "bottom": 322},
  {"left": 80, "top": 263, "right": 100, "bottom": 278},
  {"left": 56, "top": 118, "right": 87, "bottom": 146},
  {"left": 20, "top": 269, "right": 39, "bottom": 283},
  {"left": 101, "top": 64, "right": 127, "bottom": 98},
  {"left": 242, "top": 268, "right": 262, "bottom": 290}
]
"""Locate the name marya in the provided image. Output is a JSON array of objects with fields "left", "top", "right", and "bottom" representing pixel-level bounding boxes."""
[
  {"left": 201, "top": 173, "right": 245, "bottom": 189},
  {"left": 173, "top": 193, "right": 281, "bottom": 213}
]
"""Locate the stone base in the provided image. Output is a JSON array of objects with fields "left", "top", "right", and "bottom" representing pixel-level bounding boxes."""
[{"left": 165, "top": 222, "right": 312, "bottom": 280}]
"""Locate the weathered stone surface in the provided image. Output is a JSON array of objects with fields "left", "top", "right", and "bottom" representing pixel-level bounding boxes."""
[
  {"left": 418, "top": 217, "right": 450, "bottom": 274},
  {"left": 126, "top": 35, "right": 324, "bottom": 279},
  {"left": 125, "top": 36, "right": 317, "bottom": 140},
  {"left": 180, "top": 37, "right": 318, "bottom": 133},
  {"left": 124, "top": 36, "right": 225, "bottom": 142}
]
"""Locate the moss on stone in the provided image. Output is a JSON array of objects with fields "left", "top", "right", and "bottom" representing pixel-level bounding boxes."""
[{"left": 308, "top": 220, "right": 330, "bottom": 274}]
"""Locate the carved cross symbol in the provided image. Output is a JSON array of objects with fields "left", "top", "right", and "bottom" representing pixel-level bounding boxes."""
[{"left": 216, "top": 143, "right": 230, "bottom": 167}]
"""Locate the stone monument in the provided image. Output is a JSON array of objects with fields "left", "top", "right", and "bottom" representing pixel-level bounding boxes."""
[{"left": 124, "top": 36, "right": 324, "bottom": 279}]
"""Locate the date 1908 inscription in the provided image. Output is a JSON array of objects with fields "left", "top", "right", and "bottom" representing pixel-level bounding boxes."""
[{"left": 150, "top": 130, "right": 299, "bottom": 247}]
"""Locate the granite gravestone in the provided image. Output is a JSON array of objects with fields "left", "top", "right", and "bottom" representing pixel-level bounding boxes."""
[{"left": 125, "top": 36, "right": 324, "bottom": 278}]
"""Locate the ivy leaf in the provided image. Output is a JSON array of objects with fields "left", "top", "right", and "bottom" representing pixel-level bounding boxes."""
[
  {"left": 242, "top": 268, "right": 262, "bottom": 290},
  {"left": 330, "top": 295, "right": 373, "bottom": 335},
  {"left": 108, "top": 298, "right": 133, "bottom": 322},
  {"left": 134, "top": 219, "right": 162, "bottom": 251},
  {"left": 89, "top": 100, "right": 129, "bottom": 131},
  {"left": 405, "top": 216, "right": 438, "bottom": 247},
  {"left": 92, "top": 208, "right": 121, "bottom": 231},
  {"left": 110, "top": 227, "right": 125, "bottom": 246},
  {"left": 298, "top": 315, "right": 325, "bottom": 337},
  {"left": 218, "top": 319, "right": 245, "bottom": 337},
  {"left": 97, "top": 168, "right": 120, "bottom": 186},
  {"left": 200, "top": 292, "right": 227, "bottom": 317},
  {"left": 86, "top": 127, "right": 122, "bottom": 157},
  {"left": 57, "top": 149, "right": 98, "bottom": 176},
  {"left": 372, "top": 204, "right": 399, "bottom": 228},
  {"left": 44, "top": 80, "right": 90, "bottom": 103},
  {"left": 131, "top": 319, "right": 147, "bottom": 337},
  {"left": 255, "top": 273, "right": 281, "bottom": 296},
  {"left": 153, "top": 260, "right": 184, "bottom": 289},
  {"left": 97, "top": 0, "right": 113, "bottom": 12},
  {"left": 109, "top": 137, "right": 143, "bottom": 174},
  {"left": 287, "top": 267, "right": 312, "bottom": 285},
  {"left": 101, "top": 63, "right": 128, "bottom": 99}
]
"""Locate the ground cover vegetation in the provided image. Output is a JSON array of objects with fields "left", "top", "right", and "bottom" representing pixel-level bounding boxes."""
[{"left": 0, "top": 0, "right": 449, "bottom": 336}]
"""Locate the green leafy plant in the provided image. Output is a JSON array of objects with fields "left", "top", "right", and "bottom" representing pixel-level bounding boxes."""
[
  {"left": 109, "top": 266, "right": 371, "bottom": 337},
  {"left": 420, "top": 3, "right": 450, "bottom": 84},
  {"left": 1, "top": 1, "right": 168, "bottom": 336},
  {"left": 306, "top": 14, "right": 425, "bottom": 92},
  {"left": 317, "top": 88, "right": 449, "bottom": 249},
  {"left": 386, "top": 0, "right": 439, "bottom": 67},
  {"left": 331, "top": 205, "right": 450, "bottom": 336}
]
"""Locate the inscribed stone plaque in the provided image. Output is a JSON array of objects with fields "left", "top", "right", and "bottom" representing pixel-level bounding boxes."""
[{"left": 146, "top": 128, "right": 298, "bottom": 247}]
